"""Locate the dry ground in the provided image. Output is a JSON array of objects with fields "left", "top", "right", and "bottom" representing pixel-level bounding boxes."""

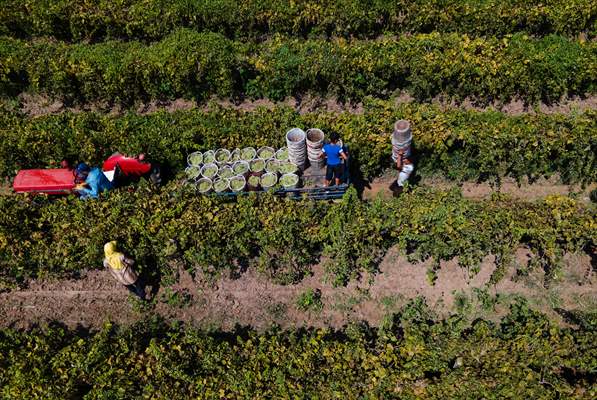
[
  {"left": 12, "top": 92, "right": 597, "bottom": 117},
  {"left": 1, "top": 247, "right": 594, "bottom": 331},
  {"left": 363, "top": 173, "right": 596, "bottom": 203}
]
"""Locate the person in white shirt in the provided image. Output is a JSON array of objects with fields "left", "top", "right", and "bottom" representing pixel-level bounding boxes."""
[{"left": 391, "top": 149, "right": 414, "bottom": 196}]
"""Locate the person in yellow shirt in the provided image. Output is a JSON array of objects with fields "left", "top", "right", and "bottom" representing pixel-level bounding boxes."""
[{"left": 103, "top": 241, "right": 145, "bottom": 299}]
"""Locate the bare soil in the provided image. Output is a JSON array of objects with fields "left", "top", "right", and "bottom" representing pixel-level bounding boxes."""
[
  {"left": 363, "top": 173, "right": 597, "bottom": 203},
  {"left": 12, "top": 92, "right": 597, "bottom": 118},
  {"left": 429, "top": 94, "right": 597, "bottom": 115},
  {"left": 1, "top": 248, "right": 594, "bottom": 331}
]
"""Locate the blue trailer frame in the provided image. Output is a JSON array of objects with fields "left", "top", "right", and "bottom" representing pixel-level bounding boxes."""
[{"left": 216, "top": 182, "right": 350, "bottom": 200}]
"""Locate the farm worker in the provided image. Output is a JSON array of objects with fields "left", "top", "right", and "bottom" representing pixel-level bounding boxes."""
[
  {"left": 391, "top": 148, "right": 414, "bottom": 196},
  {"left": 320, "top": 132, "right": 348, "bottom": 186},
  {"left": 103, "top": 241, "right": 145, "bottom": 299},
  {"left": 74, "top": 162, "right": 113, "bottom": 199}
]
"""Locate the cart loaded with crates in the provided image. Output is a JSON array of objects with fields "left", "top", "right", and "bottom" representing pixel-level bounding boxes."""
[{"left": 185, "top": 128, "right": 351, "bottom": 200}]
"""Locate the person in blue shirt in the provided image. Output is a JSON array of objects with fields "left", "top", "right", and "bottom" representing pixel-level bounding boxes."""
[
  {"left": 74, "top": 163, "right": 114, "bottom": 199},
  {"left": 320, "top": 132, "right": 348, "bottom": 186}
]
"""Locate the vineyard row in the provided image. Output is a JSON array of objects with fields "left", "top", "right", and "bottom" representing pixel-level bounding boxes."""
[
  {"left": 1, "top": 30, "right": 595, "bottom": 103},
  {"left": 1, "top": 0, "right": 595, "bottom": 41},
  {"left": 1, "top": 184, "right": 594, "bottom": 287},
  {"left": 0, "top": 301, "right": 595, "bottom": 398},
  {"left": 1, "top": 102, "right": 595, "bottom": 184}
]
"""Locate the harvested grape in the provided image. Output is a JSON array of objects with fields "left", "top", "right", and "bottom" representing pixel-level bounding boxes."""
[
  {"left": 258, "top": 146, "right": 275, "bottom": 159},
  {"left": 230, "top": 176, "right": 246, "bottom": 191},
  {"left": 280, "top": 173, "right": 299, "bottom": 187},
  {"left": 188, "top": 152, "right": 203, "bottom": 166},
  {"left": 248, "top": 175, "right": 260, "bottom": 187},
  {"left": 218, "top": 166, "right": 234, "bottom": 179},
  {"left": 203, "top": 151, "right": 216, "bottom": 164},
  {"left": 275, "top": 147, "right": 289, "bottom": 161},
  {"left": 201, "top": 164, "right": 218, "bottom": 178},
  {"left": 233, "top": 161, "right": 249, "bottom": 175},
  {"left": 265, "top": 160, "right": 279, "bottom": 173},
  {"left": 198, "top": 180, "right": 212, "bottom": 192},
  {"left": 241, "top": 147, "right": 256, "bottom": 161},
  {"left": 213, "top": 178, "right": 229, "bottom": 192},
  {"left": 186, "top": 166, "right": 201, "bottom": 179},
  {"left": 278, "top": 161, "right": 297, "bottom": 174},
  {"left": 215, "top": 149, "right": 230, "bottom": 162},
  {"left": 250, "top": 159, "right": 265, "bottom": 172},
  {"left": 230, "top": 149, "right": 241, "bottom": 162},
  {"left": 261, "top": 173, "right": 277, "bottom": 187}
]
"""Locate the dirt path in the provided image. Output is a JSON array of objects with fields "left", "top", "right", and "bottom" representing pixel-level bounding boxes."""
[
  {"left": 11, "top": 93, "right": 597, "bottom": 117},
  {"left": 1, "top": 248, "right": 594, "bottom": 331},
  {"left": 363, "top": 174, "right": 597, "bottom": 202}
]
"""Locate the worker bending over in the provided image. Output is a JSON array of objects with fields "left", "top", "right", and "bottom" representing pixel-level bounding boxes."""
[
  {"left": 104, "top": 241, "right": 145, "bottom": 300},
  {"left": 320, "top": 132, "right": 348, "bottom": 186},
  {"left": 74, "top": 163, "right": 113, "bottom": 199}
]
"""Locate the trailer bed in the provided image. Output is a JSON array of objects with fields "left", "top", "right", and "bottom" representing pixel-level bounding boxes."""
[
  {"left": 13, "top": 169, "right": 75, "bottom": 194},
  {"left": 216, "top": 161, "right": 350, "bottom": 200}
]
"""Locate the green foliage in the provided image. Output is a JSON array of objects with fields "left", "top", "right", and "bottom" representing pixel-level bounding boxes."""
[
  {"left": 254, "top": 195, "right": 321, "bottom": 284},
  {"left": 321, "top": 188, "right": 389, "bottom": 286},
  {"left": 0, "top": 4, "right": 594, "bottom": 395},
  {"left": 295, "top": 288, "right": 323, "bottom": 313},
  {"left": 161, "top": 287, "right": 193, "bottom": 309},
  {"left": 3, "top": 304, "right": 595, "bottom": 397},
  {"left": 0, "top": 185, "right": 594, "bottom": 288},
  {"left": 561, "top": 309, "right": 597, "bottom": 330},
  {"left": 453, "top": 291, "right": 473, "bottom": 315},
  {"left": 129, "top": 294, "right": 154, "bottom": 314},
  {"left": 1, "top": 31, "right": 595, "bottom": 103},
  {"left": 1, "top": 101, "right": 595, "bottom": 184},
  {"left": 472, "top": 287, "right": 498, "bottom": 312},
  {"left": 1, "top": 0, "right": 595, "bottom": 41},
  {"left": 0, "top": 30, "right": 238, "bottom": 103}
]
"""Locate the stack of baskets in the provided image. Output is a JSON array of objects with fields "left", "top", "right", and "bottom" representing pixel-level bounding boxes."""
[
  {"left": 285, "top": 128, "right": 307, "bottom": 170},
  {"left": 391, "top": 120, "right": 412, "bottom": 160},
  {"left": 306, "top": 128, "right": 325, "bottom": 168}
]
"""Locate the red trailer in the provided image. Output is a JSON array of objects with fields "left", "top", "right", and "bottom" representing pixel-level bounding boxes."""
[{"left": 13, "top": 168, "right": 76, "bottom": 194}]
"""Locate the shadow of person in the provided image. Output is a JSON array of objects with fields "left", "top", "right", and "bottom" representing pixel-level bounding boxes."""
[{"left": 136, "top": 256, "right": 162, "bottom": 301}]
